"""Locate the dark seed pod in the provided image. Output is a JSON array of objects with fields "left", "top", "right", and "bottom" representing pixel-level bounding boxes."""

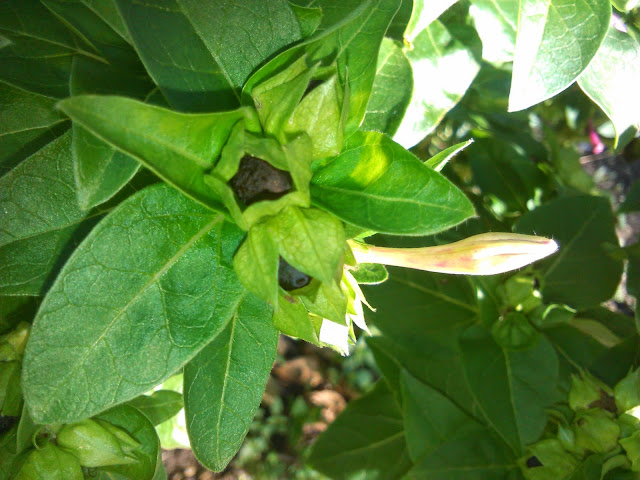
[
  {"left": 0, "top": 415, "right": 18, "bottom": 434},
  {"left": 229, "top": 155, "right": 292, "bottom": 206},
  {"left": 278, "top": 258, "right": 311, "bottom": 291},
  {"left": 525, "top": 456, "right": 543, "bottom": 468}
]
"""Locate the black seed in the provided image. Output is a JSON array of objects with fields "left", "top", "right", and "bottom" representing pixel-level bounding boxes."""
[
  {"left": 229, "top": 155, "right": 293, "bottom": 206},
  {"left": 303, "top": 79, "right": 323, "bottom": 98},
  {"left": 0, "top": 415, "right": 18, "bottom": 434},
  {"left": 278, "top": 257, "right": 311, "bottom": 291},
  {"left": 526, "top": 456, "right": 543, "bottom": 468}
]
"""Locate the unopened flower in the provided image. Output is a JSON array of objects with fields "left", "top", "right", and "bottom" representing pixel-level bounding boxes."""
[{"left": 349, "top": 232, "right": 558, "bottom": 276}]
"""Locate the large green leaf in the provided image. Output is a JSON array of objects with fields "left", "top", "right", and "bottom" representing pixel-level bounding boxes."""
[
  {"left": 508, "top": 0, "right": 611, "bottom": 111},
  {"left": 468, "top": 0, "right": 517, "bottom": 62},
  {"left": 95, "top": 404, "right": 160, "bottom": 480},
  {"left": 393, "top": 20, "right": 481, "bottom": 149},
  {"left": 514, "top": 195, "right": 623, "bottom": 310},
  {"left": 578, "top": 26, "right": 640, "bottom": 148},
  {"left": 184, "top": 293, "right": 277, "bottom": 472},
  {"left": 22, "top": 184, "right": 247, "bottom": 423},
  {"left": 176, "top": 0, "right": 301, "bottom": 94},
  {"left": 311, "top": 131, "right": 474, "bottom": 235},
  {"left": 115, "top": 0, "right": 238, "bottom": 112},
  {"left": 364, "top": 268, "right": 480, "bottom": 415},
  {"left": 0, "top": 132, "right": 92, "bottom": 295},
  {"left": 309, "top": 380, "right": 412, "bottom": 480},
  {"left": 459, "top": 325, "right": 559, "bottom": 454},
  {"left": 70, "top": 56, "right": 154, "bottom": 210},
  {"left": 403, "top": 0, "right": 460, "bottom": 42},
  {"left": 401, "top": 370, "right": 519, "bottom": 480},
  {"left": 0, "top": 82, "right": 68, "bottom": 175},
  {"left": 57, "top": 95, "right": 248, "bottom": 211},
  {"left": 361, "top": 37, "right": 413, "bottom": 136}
]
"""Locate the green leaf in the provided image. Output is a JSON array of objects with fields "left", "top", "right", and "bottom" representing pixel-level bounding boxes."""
[
  {"left": 363, "top": 268, "right": 480, "bottom": 414},
  {"left": 0, "top": 132, "right": 93, "bottom": 295},
  {"left": 266, "top": 206, "right": 345, "bottom": 283},
  {"left": 300, "top": 280, "right": 348, "bottom": 325},
  {"left": 184, "top": 293, "right": 277, "bottom": 472},
  {"left": 459, "top": 325, "right": 559, "bottom": 454},
  {"left": 81, "top": 0, "right": 132, "bottom": 44},
  {"left": 115, "top": 0, "right": 238, "bottom": 112},
  {"left": 57, "top": 95, "right": 248, "bottom": 211},
  {"left": 350, "top": 263, "right": 388, "bottom": 285},
  {"left": 401, "top": 370, "right": 519, "bottom": 480},
  {"left": 288, "top": 3, "right": 322, "bottom": 38},
  {"left": 309, "top": 380, "right": 412, "bottom": 480},
  {"left": 0, "top": 296, "right": 40, "bottom": 335},
  {"left": 404, "top": 0, "right": 459, "bottom": 42},
  {"left": 176, "top": 0, "right": 301, "bottom": 93},
  {"left": 40, "top": 0, "right": 142, "bottom": 70},
  {"left": 272, "top": 292, "right": 320, "bottom": 345},
  {"left": 311, "top": 131, "right": 475, "bottom": 235},
  {"left": 393, "top": 20, "right": 481, "bottom": 148},
  {"left": 233, "top": 224, "right": 280, "bottom": 307},
  {"left": 16, "top": 444, "right": 83, "bottom": 480},
  {"left": 619, "top": 180, "right": 640, "bottom": 214},
  {"left": 0, "top": 82, "right": 67, "bottom": 176},
  {"left": 70, "top": 55, "right": 155, "bottom": 210},
  {"left": 508, "top": 0, "right": 611, "bottom": 111},
  {"left": 0, "top": 0, "right": 99, "bottom": 99},
  {"left": 424, "top": 139, "right": 473, "bottom": 172},
  {"left": 22, "top": 184, "right": 247, "bottom": 424},
  {"left": 94, "top": 404, "right": 160, "bottom": 480},
  {"left": 361, "top": 37, "right": 413, "bottom": 136},
  {"left": 468, "top": 138, "right": 549, "bottom": 213},
  {"left": 127, "top": 390, "right": 183, "bottom": 427},
  {"left": 514, "top": 195, "right": 624, "bottom": 310},
  {"left": 468, "top": 0, "right": 518, "bottom": 62},
  {"left": 578, "top": 26, "right": 640, "bottom": 148}
]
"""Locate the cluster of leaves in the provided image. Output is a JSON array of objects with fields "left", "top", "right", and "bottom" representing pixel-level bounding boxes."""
[{"left": 1, "top": 0, "right": 640, "bottom": 480}]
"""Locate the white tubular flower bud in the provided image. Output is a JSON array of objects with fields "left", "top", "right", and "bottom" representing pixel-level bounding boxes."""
[{"left": 349, "top": 233, "right": 558, "bottom": 276}]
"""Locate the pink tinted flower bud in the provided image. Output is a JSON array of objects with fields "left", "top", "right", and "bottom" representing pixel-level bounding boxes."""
[{"left": 349, "top": 233, "right": 558, "bottom": 276}]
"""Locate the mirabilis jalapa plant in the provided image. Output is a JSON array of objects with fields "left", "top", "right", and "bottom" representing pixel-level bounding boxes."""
[{"left": 0, "top": 0, "right": 560, "bottom": 476}]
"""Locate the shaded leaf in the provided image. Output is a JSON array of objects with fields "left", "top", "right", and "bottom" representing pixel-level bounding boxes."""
[
  {"left": 95, "top": 404, "right": 160, "bottom": 480},
  {"left": 459, "top": 325, "right": 559, "bottom": 453},
  {"left": 401, "top": 370, "right": 519, "bottom": 480},
  {"left": 0, "top": 132, "right": 93, "bottom": 295},
  {"left": 509, "top": 0, "right": 610, "bottom": 111},
  {"left": 364, "top": 268, "right": 480, "bottom": 414},
  {"left": 0, "top": 82, "right": 68, "bottom": 176},
  {"left": 311, "top": 131, "right": 474, "bottom": 235},
  {"left": 514, "top": 195, "right": 623, "bottom": 310},
  {"left": 309, "top": 380, "right": 412, "bottom": 480},
  {"left": 22, "top": 184, "right": 246, "bottom": 423},
  {"left": 184, "top": 293, "right": 277, "bottom": 472},
  {"left": 115, "top": 0, "right": 238, "bottom": 112},
  {"left": 177, "top": 0, "right": 301, "bottom": 94}
]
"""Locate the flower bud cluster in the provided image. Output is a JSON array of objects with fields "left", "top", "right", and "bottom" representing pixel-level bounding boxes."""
[{"left": 521, "top": 369, "right": 640, "bottom": 479}]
